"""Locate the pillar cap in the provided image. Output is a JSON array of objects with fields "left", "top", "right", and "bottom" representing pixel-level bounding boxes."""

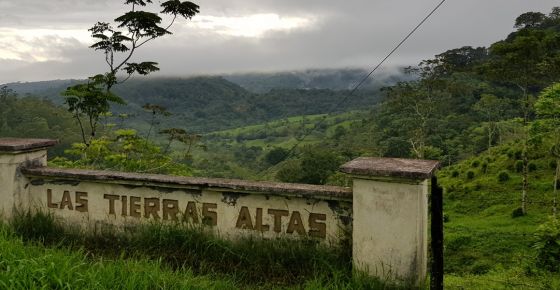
[
  {"left": 0, "top": 138, "right": 58, "bottom": 152},
  {"left": 340, "top": 157, "right": 440, "bottom": 180}
]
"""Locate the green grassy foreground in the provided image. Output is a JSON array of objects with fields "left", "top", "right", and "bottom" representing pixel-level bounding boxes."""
[
  {"left": 439, "top": 142, "right": 560, "bottom": 289},
  {"left": 0, "top": 212, "right": 401, "bottom": 289},
  {"left": 0, "top": 225, "right": 236, "bottom": 289}
]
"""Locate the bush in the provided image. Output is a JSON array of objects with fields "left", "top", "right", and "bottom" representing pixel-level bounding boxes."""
[
  {"left": 528, "top": 162, "right": 538, "bottom": 172},
  {"left": 265, "top": 147, "right": 289, "bottom": 165},
  {"left": 514, "top": 150, "right": 523, "bottom": 160},
  {"left": 481, "top": 162, "right": 488, "bottom": 173},
  {"left": 534, "top": 217, "right": 560, "bottom": 272},
  {"left": 451, "top": 170, "right": 459, "bottom": 178},
  {"left": 515, "top": 160, "right": 524, "bottom": 172},
  {"left": 466, "top": 170, "right": 475, "bottom": 179},
  {"left": 512, "top": 207, "right": 525, "bottom": 218},
  {"left": 507, "top": 149, "right": 514, "bottom": 159},
  {"left": 471, "top": 160, "right": 480, "bottom": 168},
  {"left": 497, "top": 171, "right": 510, "bottom": 182},
  {"left": 550, "top": 160, "right": 557, "bottom": 170}
]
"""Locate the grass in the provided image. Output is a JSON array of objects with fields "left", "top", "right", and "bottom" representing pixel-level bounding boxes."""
[
  {"left": 0, "top": 224, "right": 236, "bottom": 289},
  {"left": 438, "top": 142, "right": 560, "bottom": 288},
  {"left": 2, "top": 211, "right": 403, "bottom": 289}
]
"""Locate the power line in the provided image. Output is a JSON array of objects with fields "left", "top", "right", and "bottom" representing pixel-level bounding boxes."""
[{"left": 258, "top": 0, "right": 448, "bottom": 177}]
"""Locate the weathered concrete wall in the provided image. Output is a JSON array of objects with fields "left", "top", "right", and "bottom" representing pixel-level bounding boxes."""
[
  {"left": 0, "top": 138, "right": 440, "bottom": 286},
  {"left": 352, "top": 178, "right": 428, "bottom": 283},
  {"left": 340, "top": 157, "right": 438, "bottom": 286},
  {"left": 0, "top": 139, "right": 55, "bottom": 219},
  {"left": 22, "top": 168, "right": 352, "bottom": 244}
]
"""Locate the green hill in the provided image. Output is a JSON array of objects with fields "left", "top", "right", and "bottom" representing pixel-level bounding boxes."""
[
  {"left": 3, "top": 76, "right": 383, "bottom": 133},
  {"left": 438, "top": 141, "right": 560, "bottom": 288}
]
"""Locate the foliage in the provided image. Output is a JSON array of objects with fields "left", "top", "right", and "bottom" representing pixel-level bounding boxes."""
[
  {"left": 535, "top": 83, "right": 560, "bottom": 118},
  {"left": 534, "top": 217, "right": 560, "bottom": 272},
  {"left": 62, "top": 0, "right": 199, "bottom": 145},
  {"left": 438, "top": 140, "right": 557, "bottom": 279},
  {"left": 0, "top": 223, "right": 236, "bottom": 289},
  {"left": 0, "top": 88, "right": 81, "bottom": 156},
  {"left": 264, "top": 147, "right": 289, "bottom": 165},
  {"left": 276, "top": 146, "right": 342, "bottom": 185},
  {"left": 2, "top": 211, "right": 399, "bottom": 289},
  {"left": 497, "top": 171, "right": 510, "bottom": 182},
  {"left": 51, "top": 129, "right": 191, "bottom": 175}
]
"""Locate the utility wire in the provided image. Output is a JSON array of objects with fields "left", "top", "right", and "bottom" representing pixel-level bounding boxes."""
[{"left": 259, "top": 0, "right": 448, "bottom": 177}]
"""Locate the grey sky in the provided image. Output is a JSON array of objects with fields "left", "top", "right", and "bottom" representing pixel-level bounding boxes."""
[{"left": 0, "top": 0, "right": 557, "bottom": 84}]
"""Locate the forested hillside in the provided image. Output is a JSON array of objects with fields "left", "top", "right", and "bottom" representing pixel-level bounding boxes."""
[
  {"left": 223, "top": 68, "right": 409, "bottom": 93},
  {"left": 3, "top": 73, "right": 386, "bottom": 133}
]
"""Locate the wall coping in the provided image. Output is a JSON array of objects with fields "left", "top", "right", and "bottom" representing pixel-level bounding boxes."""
[
  {"left": 0, "top": 138, "right": 58, "bottom": 152},
  {"left": 340, "top": 157, "right": 440, "bottom": 180},
  {"left": 22, "top": 167, "right": 353, "bottom": 200}
]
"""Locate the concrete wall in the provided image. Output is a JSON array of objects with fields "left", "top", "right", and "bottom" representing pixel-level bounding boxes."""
[
  {"left": 352, "top": 177, "right": 428, "bottom": 283},
  {"left": 23, "top": 171, "right": 352, "bottom": 244},
  {"left": 0, "top": 138, "right": 439, "bottom": 286}
]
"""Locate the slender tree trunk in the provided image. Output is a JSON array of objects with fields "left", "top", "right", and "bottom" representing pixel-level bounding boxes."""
[
  {"left": 554, "top": 159, "right": 559, "bottom": 216},
  {"left": 522, "top": 146, "right": 528, "bottom": 214},
  {"left": 521, "top": 86, "right": 529, "bottom": 215},
  {"left": 487, "top": 124, "right": 494, "bottom": 151}
]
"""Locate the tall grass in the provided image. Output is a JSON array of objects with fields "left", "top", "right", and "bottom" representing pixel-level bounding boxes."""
[
  {"left": 0, "top": 224, "right": 236, "bottom": 289},
  {"left": 5, "top": 210, "right": 402, "bottom": 289}
]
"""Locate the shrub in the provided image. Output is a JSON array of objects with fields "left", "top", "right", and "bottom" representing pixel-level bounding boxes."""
[
  {"left": 497, "top": 171, "right": 510, "bottom": 182},
  {"left": 512, "top": 207, "right": 525, "bottom": 218},
  {"left": 528, "top": 162, "right": 538, "bottom": 172},
  {"left": 507, "top": 150, "right": 514, "bottom": 159},
  {"left": 515, "top": 160, "right": 524, "bottom": 172},
  {"left": 451, "top": 170, "right": 459, "bottom": 178},
  {"left": 443, "top": 213, "right": 450, "bottom": 223},
  {"left": 534, "top": 217, "right": 560, "bottom": 272},
  {"left": 514, "top": 150, "right": 522, "bottom": 160},
  {"left": 550, "top": 160, "right": 557, "bottom": 170},
  {"left": 466, "top": 170, "right": 475, "bottom": 179},
  {"left": 481, "top": 162, "right": 488, "bottom": 173},
  {"left": 470, "top": 260, "right": 492, "bottom": 274},
  {"left": 471, "top": 160, "right": 480, "bottom": 168}
]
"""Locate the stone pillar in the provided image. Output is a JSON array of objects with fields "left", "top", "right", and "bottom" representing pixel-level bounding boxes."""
[
  {"left": 0, "top": 138, "right": 57, "bottom": 219},
  {"left": 340, "top": 157, "right": 439, "bottom": 286}
]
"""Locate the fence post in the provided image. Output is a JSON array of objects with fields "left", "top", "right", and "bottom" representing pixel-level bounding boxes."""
[
  {"left": 340, "top": 157, "right": 439, "bottom": 286},
  {"left": 430, "top": 176, "right": 444, "bottom": 290},
  {"left": 0, "top": 138, "right": 57, "bottom": 219}
]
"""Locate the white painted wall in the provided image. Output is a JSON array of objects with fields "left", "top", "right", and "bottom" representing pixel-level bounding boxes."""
[{"left": 352, "top": 177, "right": 428, "bottom": 285}]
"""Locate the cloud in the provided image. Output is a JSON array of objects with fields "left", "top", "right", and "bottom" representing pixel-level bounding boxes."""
[
  {"left": 0, "top": 29, "right": 87, "bottom": 62},
  {"left": 191, "top": 14, "right": 317, "bottom": 38},
  {"left": 1, "top": 0, "right": 559, "bottom": 84}
]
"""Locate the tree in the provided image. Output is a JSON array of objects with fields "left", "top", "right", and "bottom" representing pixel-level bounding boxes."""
[
  {"left": 473, "top": 94, "right": 507, "bottom": 150},
  {"left": 265, "top": 147, "right": 289, "bottom": 165},
  {"left": 275, "top": 147, "right": 340, "bottom": 185},
  {"left": 514, "top": 12, "right": 546, "bottom": 29},
  {"left": 0, "top": 86, "right": 17, "bottom": 131},
  {"left": 483, "top": 17, "right": 560, "bottom": 214},
  {"left": 63, "top": 0, "right": 200, "bottom": 145},
  {"left": 535, "top": 83, "right": 560, "bottom": 215}
]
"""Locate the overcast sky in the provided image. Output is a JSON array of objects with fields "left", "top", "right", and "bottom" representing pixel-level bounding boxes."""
[{"left": 0, "top": 0, "right": 558, "bottom": 84}]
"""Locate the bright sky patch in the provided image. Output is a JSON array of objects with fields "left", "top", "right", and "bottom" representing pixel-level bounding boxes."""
[
  {"left": 191, "top": 14, "right": 315, "bottom": 38},
  {"left": 0, "top": 28, "right": 88, "bottom": 62}
]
